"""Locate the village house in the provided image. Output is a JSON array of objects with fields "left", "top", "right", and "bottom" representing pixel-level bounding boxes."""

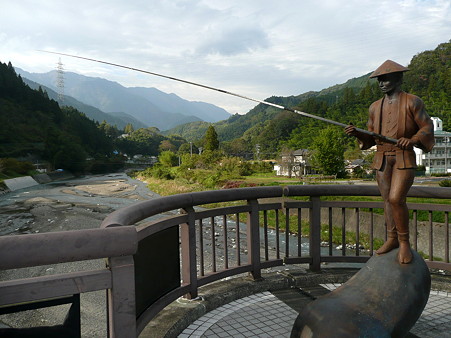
[
  {"left": 415, "top": 117, "right": 451, "bottom": 175},
  {"left": 274, "top": 149, "right": 313, "bottom": 177}
]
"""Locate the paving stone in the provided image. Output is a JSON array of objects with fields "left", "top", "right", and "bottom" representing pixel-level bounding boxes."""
[{"left": 180, "top": 286, "right": 450, "bottom": 337}]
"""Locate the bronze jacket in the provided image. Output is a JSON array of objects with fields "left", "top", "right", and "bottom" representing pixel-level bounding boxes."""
[{"left": 357, "top": 91, "right": 434, "bottom": 170}]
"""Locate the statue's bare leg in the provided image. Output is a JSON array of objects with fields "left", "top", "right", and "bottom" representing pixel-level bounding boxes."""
[
  {"left": 375, "top": 156, "right": 399, "bottom": 255},
  {"left": 388, "top": 165, "right": 415, "bottom": 264},
  {"left": 376, "top": 229, "right": 399, "bottom": 255},
  {"left": 397, "top": 232, "right": 412, "bottom": 264}
]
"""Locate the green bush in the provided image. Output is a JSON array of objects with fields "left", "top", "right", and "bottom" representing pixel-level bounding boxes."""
[
  {"left": 416, "top": 164, "right": 426, "bottom": 172},
  {"left": 439, "top": 179, "right": 451, "bottom": 187},
  {"left": 202, "top": 172, "right": 222, "bottom": 189},
  {"left": 237, "top": 161, "right": 253, "bottom": 176},
  {"left": 218, "top": 157, "right": 242, "bottom": 176},
  {"left": 179, "top": 153, "right": 199, "bottom": 170},
  {"left": 250, "top": 161, "right": 273, "bottom": 173},
  {"left": 149, "top": 165, "right": 175, "bottom": 180},
  {"left": 432, "top": 172, "right": 451, "bottom": 177},
  {"left": 159, "top": 151, "right": 178, "bottom": 167},
  {"left": 0, "top": 158, "right": 35, "bottom": 176}
]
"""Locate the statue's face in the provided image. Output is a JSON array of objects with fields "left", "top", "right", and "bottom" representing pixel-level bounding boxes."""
[{"left": 377, "top": 73, "right": 402, "bottom": 95}]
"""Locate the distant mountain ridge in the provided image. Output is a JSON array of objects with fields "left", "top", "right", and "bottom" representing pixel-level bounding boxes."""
[
  {"left": 165, "top": 72, "right": 375, "bottom": 141},
  {"left": 14, "top": 69, "right": 230, "bottom": 130},
  {"left": 19, "top": 76, "right": 147, "bottom": 130}
]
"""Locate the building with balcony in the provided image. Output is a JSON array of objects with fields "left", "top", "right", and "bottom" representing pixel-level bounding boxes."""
[
  {"left": 415, "top": 117, "right": 451, "bottom": 174},
  {"left": 274, "top": 149, "right": 313, "bottom": 177}
]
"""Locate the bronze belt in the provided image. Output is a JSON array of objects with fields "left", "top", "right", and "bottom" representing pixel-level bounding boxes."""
[{"left": 377, "top": 144, "right": 398, "bottom": 152}]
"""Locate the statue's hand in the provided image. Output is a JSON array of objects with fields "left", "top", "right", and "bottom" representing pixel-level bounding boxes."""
[
  {"left": 345, "top": 124, "right": 358, "bottom": 136},
  {"left": 396, "top": 137, "right": 415, "bottom": 149}
]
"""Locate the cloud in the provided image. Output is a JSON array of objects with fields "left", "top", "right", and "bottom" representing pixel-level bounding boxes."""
[
  {"left": 0, "top": 0, "right": 449, "bottom": 114},
  {"left": 196, "top": 27, "right": 269, "bottom": 56}
]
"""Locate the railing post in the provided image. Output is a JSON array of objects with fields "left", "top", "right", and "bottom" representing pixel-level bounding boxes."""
[
  {"left": 247, "top": 199, "right": 262, "bottom": 280},
  {"left": 107, "top": 255, "right": 136, "bottom": 337},
  {"left": 181, "top": 206, "right": 198, "bottom": 299},
  {"left": 309, "top": 196, "right": 321, "bottom": 272}
]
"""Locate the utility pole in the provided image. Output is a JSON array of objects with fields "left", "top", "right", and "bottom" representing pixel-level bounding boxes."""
[{"left": 255, "top": 144, "right": 260, "bottom": 161}]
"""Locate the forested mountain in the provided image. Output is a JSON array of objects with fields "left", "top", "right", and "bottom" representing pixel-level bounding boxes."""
[
  {"left": 404, "top": 41, "right": 450, "bottom": 129},
  {"left": 165, "top": 73, "right": 374, "bottom": 141},
  {"left": 15, "top": 69, "right": 230, "bottom": 130},
  {"left": 21, "top": 76, "right": 147, "bottom": 130},
  {"left": 127, "top": 87, "right": 231, "bottom": 123},
  {"left": 2, "top": 40, "right": 448, "bottom": 171},
  {"left": 166, "top": 40, "right": 450, "bottom": 158},
  {"left": 0, "top": 61, "right": 192, "bottom": 172},
  {"left": 0, "top": 61, "right": 114, "bottom": 172}
]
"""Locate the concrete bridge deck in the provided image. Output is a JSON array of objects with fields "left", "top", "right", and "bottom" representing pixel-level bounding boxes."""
[{"left": 143, "top": 266, "right": 450, "bottom": 338}]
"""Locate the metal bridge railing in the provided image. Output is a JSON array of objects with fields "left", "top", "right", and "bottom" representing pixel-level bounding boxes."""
[{"left": 1, "top": 185, "right": 450, "bottom": 337}]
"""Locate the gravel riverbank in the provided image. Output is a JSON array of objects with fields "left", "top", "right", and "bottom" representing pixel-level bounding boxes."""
[{"left": 0, "top": 173, "right": 157, "bottom": 336}]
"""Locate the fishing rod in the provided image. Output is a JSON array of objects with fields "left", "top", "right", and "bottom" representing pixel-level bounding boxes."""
[{"left": 37, "top": 50, "right": 397, "bottom": 144}]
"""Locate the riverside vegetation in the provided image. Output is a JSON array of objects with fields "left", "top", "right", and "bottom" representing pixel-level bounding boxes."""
[
  {"left": 1, "top": 41, "right": 449, "bottom": 177},
  {"left": 1, "top": 41, "right": 449, "bottom": 255}
]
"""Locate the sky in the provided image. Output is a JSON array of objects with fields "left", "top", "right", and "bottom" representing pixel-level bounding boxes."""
[{"left": 1, "top": 0, "right": 450, "bottom": 115}]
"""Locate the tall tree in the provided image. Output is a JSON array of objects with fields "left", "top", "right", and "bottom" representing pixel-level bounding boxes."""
[
  {"left": 204, "top": 125, "right": 219, "bottom": 151},
  {"left": 310, "top": 127, "right": 346, "bottom": 177},
  {"left": 124, "top": 123, "right": 134, "bottom": 134}
]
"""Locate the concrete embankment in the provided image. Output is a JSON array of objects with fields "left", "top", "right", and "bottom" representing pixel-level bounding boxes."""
[
  {"left": 2, "top": 172, "right": 75, "bottom": 192},
  {"left": 3, "top": 176, "right": 39, "bottom": 191}
]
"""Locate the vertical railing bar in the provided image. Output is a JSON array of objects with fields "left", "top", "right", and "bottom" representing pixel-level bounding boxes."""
[
  {"left": 211, "top": 216, "right": 216, "bottom": 273},
  {"left": 236, "top": 213, "right": 241, "bottom": 266},
  {"left": 297, "top": 208, "right": 302, "bottom": 257},
  {"left": 199, "top": 219, "right": 204, "bottom": 277},
  {"left": 445, "top": 211, "right": 449, "bottom": 263},
  {"left": 445, "top": 212, "right": 449, "bottom": 263},
  {"left": 264, "top": 210, "right": 269, "bottom": 261},
  {"left": 276, "top": 209, "right": 280, "bottom": 260},
  {"left": 107, "top": 256, "right": 136, "bottom": 336},
  {"left": 429, "top": 211, "right": 433, "bottom": 261},
  {"left": 341, "top": 208, "right": 346, "bottom": 256},
  {"left": 355, "top": 208, "right": 360, "bottom": 257},
  {"left": 285, "top": 207, "right": 290, "bottom": 258},
  {"left": 328, "top": 207, "right": 333, "bottom": 256},
  {"left": 223, "top": 215, "right": 228, "bottom": 270},
  {"left": 181, "top": 207, "right": 198, "bottom": 299},
  {"left": 309, "top": 196, "right": 321, "bottom": 272},
  {"left": 247, "top": 199, "right": 261, "bottom": 280},
  {"left": 413, "top": 210, "right": 418, "bottom": 252},
  {"left": 369, "top": 208, "right": 374, "bottom": 255}
]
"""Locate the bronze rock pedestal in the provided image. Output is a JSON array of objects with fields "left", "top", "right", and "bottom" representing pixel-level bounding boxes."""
[{"left": 291, "top": 249, "right": 431, "bottom": 337}]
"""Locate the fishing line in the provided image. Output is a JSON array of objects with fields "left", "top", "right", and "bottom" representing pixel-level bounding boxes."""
[{"left": 37, "top": 50, "right": 397, "bottom": 144}]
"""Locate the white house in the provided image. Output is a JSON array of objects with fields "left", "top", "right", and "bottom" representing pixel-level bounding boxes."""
[
  {"left": 414, "top": 117, "right": 451, "bottom": 174},
  {"left": 274, "top": 149, "right": 312, "bottom": 177}
]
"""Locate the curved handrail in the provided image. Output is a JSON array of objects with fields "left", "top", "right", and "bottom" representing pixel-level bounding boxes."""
[
  {"left": 0, "top": 226, "right": 137, "bottom": 269},
  {"left": 102, "top": 185, "right": 451, "bottom": 229},
  {"left": 101, "top": 186, "right": 283, "bottom": 228},
  {"left": 118, "top": 184, "right": 451, "bottom": 335},
  {"left": 1, "top": 184, "right": 450, "bottom": 337}
]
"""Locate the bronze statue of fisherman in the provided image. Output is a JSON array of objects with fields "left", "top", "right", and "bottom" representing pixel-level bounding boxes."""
[{"left": 345, "top": 60, "right": 434, "bottom": 264}]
